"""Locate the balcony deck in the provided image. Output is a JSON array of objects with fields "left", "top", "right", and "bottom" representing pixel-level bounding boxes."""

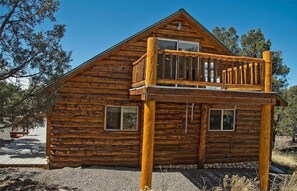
[{"left": 132, "top": 49, "right": 266, "bottom": 91}]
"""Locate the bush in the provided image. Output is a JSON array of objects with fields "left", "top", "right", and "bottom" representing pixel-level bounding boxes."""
[
  {"left": 141, "top": 172, "right": 297, "bottom": 191},
  {"left": 279, "top": 172, "right": 297, "bottom": 191}
]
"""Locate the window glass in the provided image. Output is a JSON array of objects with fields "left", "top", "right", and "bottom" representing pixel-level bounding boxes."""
[
  {"left": 123, "top": 107, "right": 138, "bottom": 130},
  {"left": 158, "top": 40, "right": 177, "bottom": 50},
  {"left": 178, "top": 42, "right": 199, "bottom": 52},
  {"left": 209, "top": 109, "right": 235, "bottom": 131},
  {"left": 209, "top": 110, "right": 221, "bottom": 130},
  {"left": 106, "top": 107, "right": 121, "bottom": 130},
  {"left": 223, "top": 110, "right": 235, "bottom": 130}
]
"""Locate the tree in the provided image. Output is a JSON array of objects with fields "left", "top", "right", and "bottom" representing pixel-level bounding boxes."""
[
  {"left": 213, "top": 27, "right": 240, "bottom": 55},
  {"left": 278, "top": 86, "right": 297, "bottom": 142},
  {"left": 213, "top": 27, "right": 290, "bottom": 93},
  {"left": 0, "top": 0, "right": 71, "bottom": 130}
]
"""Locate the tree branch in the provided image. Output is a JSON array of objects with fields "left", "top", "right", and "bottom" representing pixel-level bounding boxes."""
[
  {"left": 0, "top": 0, "right": 20, "bottom": 37},
  {"left": 0, "top": 51, "right": 40, "bottom": 80}
]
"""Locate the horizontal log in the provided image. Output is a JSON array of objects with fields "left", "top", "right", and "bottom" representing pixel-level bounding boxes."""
[
  {"left": 160, "top": 49, "right": 265, "bottom": 63},
  {"left": 157, "top": 79, "right": 263, "bottom": 90},
  {"left": 146, "top": 94, "right": 276, "bottom": 105}
]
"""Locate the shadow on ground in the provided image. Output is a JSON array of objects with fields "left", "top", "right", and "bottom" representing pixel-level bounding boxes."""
[{"left": 0, "top": 138, "right": 45, "bottom": 158}]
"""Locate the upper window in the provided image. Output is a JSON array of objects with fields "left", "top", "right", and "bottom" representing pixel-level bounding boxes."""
[
  {"left": 105, "top": 106, "right": 138, "bottom": 131},
  {"left": 208, "top": 109, "right": 235, "bottom": 131}
]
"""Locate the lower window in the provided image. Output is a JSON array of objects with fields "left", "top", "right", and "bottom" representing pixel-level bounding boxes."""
[
  {"left": 105, "top": 106, "right": 138, "bottom": 131},
  {"left": 209, "top": 109, "right": 235, "bottom": 131}
]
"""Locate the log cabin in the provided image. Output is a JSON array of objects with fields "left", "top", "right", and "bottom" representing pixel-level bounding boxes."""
[{"left": 45, "top": 9, "right": 286, "bottom": 190}]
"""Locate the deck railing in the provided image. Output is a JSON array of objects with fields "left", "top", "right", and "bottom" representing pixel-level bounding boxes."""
[
  {"left": 132, "top": 53, "right": 147, "bottom": 87},
  {"left": 132, "top": 47, "right": 267, "bottom": 91}
]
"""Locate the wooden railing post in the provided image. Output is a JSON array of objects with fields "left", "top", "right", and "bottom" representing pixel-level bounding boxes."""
[
  {"left": 263, "top": 51, "right": 272, "bottom": 92},
  {"left": 259, "top": 51, "right": 272, "bottom": 191},
  {"left": 140, "top": 37, "right": 158, "bottom": 190}
]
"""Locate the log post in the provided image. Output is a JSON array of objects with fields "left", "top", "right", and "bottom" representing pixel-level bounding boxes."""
[
  {"left": 198, "top": 104, "right": 208, "bottom": 168},
  {"left": 140, "top": 37, "right": 158, "bottom": 190},
  {"left": 259, "top": 51, "right": 272, "bottom": 191}
]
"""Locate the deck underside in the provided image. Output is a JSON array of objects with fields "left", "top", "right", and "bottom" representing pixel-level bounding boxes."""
[{"left": 130, "top": 85, "right": 286, "bottom": 106}]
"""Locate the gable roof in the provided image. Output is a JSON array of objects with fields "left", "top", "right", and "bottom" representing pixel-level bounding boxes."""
[{"left": 44, "top": 8, "right": 233, "bottom": 91}]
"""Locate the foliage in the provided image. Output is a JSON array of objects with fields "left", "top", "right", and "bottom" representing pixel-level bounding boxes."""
[
  {"left": 214, "top": 175, "right": 258, "bottom": 191},
  {"left": 212, "top": 27, "right": 240, "bottom": 55},
  {"left": 279, "top": 172, "right": 297, "bottom": 191},
  {"left": 277, "top": 86, "right": 297, "bottom": 137},
  {"left": 141, "top": 172, "right": 297, "bottom": 191},
  {"left": 272, "top": 150, "right": 297, "bottom": 171},
  {"left": 0, "top": 0, "right": 71, "bottom": 129}
]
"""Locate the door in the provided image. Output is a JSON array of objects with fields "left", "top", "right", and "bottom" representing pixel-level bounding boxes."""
[{"left": 157, "top": 39, "right": 200, "bottom": 84}]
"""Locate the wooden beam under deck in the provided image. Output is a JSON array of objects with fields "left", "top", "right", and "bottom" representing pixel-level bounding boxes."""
[{"left": 130, "top": 86, "right": 284, "bottom": 106}]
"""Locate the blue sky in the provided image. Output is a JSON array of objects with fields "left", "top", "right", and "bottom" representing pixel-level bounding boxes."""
[{"left": 55, "top": 0, "right": 297, "bottom": 86}]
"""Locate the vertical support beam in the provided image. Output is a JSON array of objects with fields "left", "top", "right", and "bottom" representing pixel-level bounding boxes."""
[
  {"left": 259, "top": 51, "right": 272, "bottom": 191},
  {"left": 198, "top": 104, "right": 208, "bottom": 168},
  {"left": 140, "top": 37, "right": 158, "bottom": 190},
  {"left": 259, "top": 105, "right": 272, "bottom": 191}
]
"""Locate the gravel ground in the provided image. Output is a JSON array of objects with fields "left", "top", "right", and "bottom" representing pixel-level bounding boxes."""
[
  {"left": 0, "top": 166, "right": 275, "bottom": 191},
  {"left": 0, "top": 167, "right": 200, "bottom": 191}
]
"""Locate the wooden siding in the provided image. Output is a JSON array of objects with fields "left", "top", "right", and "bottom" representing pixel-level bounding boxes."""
[
  {"left": 50, "top": 64, "right": 143, "bottom": 168},
  {"left": 49, "top": 17, "right": 224, "bottom": 168},
  {"left": 153, "top": 103, "right": 201, "bottom": 166},
  {"left": 205, "top": 105, "right": 261, "bottom": 164},
  {"left": 49, "top": 16, "right": 261, "bottom": 168}
]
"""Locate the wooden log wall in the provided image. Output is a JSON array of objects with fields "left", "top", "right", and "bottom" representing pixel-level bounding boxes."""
[
  {"left": 49, "top": 17, "right": 256, "bottom": 168},
  {"left": 153, "top": 103, "right": 201, "bottom": 166},
  {"left": 50, "top": 59, "right": 143, "bottom": 168},
  {"left": 205, "top": 105, "right": 261, "bottom": 164}
]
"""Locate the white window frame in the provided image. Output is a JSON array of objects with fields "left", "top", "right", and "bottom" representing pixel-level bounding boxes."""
[
  {"left": 104, "top": 106, "right": 138, "bottom": 131},
  {"left": 208, "top": 109, "right": 235, "bottom": 131}
]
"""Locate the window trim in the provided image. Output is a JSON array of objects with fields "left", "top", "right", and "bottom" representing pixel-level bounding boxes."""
[
  {"left": 208, "top": 109, "right": 235, "bottom": 131},
  {"left": 104, "top": 105, "right": 139, "bottom": 131}
]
